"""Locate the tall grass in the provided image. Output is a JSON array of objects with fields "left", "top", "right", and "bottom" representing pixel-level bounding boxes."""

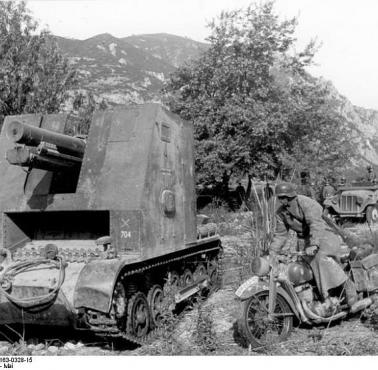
[
  {"left": 247, "top": 181, "right": 276, "bottom": 256},
  {"left": 217, "top": 181, "right": 277, "bottom": 283}
]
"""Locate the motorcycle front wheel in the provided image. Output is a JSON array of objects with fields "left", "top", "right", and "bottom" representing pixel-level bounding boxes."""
[{"left": 240, "top": 291, "right": 293, "bottom": 349}]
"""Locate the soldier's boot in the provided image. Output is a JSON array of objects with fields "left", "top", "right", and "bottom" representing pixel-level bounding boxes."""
[
  {"left": 344, "top": 279, "right": 374, "bottom": 313},
  {"left": 344, "top": 279, "right": 358, "bottom": 307}
]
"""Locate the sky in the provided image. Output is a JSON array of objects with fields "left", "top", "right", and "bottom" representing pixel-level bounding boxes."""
[{"left": 26, "top": 0, "right": 378, "bottom": 110}]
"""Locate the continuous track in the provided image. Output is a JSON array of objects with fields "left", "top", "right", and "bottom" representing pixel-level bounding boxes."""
[{"left": 86, "top": 242, "right": 223, "bottom": 346}]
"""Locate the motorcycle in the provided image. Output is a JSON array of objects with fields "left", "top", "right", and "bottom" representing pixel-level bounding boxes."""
[{"left": 235, "top": 248, "right": 378, "bottom": 349}]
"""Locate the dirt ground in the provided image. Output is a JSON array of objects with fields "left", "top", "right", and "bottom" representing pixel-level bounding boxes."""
[{"left": 2, "top": 286, "right": 377, "bottom": 356}]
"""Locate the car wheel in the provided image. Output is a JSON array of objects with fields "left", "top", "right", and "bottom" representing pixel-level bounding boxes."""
[{"left": 366, "top": 205, "right": 378, "bottom": 225}]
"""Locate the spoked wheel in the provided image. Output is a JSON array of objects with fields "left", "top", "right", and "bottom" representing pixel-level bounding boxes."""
[
  {"left": 241, "top": 291, "right": 293, "bottom": 349},
  {"left": 147, "top": 284, "right": 163, "bottom": 328},
  {"left": 126, "top": 292, "right": 150, "bottom": 338}
]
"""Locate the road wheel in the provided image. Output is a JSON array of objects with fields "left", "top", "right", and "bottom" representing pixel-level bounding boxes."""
[
  {"left": 126, "top": 292, "right": 150, "bottom": 338},
  {"left": 168, "top": 270, "right": 180, "bottom": 287},
  {"left": 147, "top": 285, "right": 163, "bottom": 329},
  {"left": 240, "top": 291, "right": 293, "bottom": 349},
  {"left": 181, "top": 268, "right": 194, "bottom": 287},
  {"left": 193, "top": 263, "right": 207, "bottom": 282},
  {"left": 366, "top": 205, "right": 378, "bottom": 224}
]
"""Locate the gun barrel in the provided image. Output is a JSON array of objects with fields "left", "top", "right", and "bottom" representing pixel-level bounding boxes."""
[
  {"left": 6, "top": 121, "right": 85, "bottom": 157},
  {"left": 6, "top": 146, "right": 81, "bottom": 172}
]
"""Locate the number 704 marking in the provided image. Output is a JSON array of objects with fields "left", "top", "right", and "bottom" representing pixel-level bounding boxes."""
[{"left": 121, "top": 230, "right": 131, "bottom": 238}]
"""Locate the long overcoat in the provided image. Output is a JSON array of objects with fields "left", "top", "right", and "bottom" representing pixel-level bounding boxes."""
[{"left": 270, "top": 194, "right": 347, "bottom": 298}]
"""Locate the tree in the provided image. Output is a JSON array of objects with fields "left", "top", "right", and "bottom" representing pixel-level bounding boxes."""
[
  {"left": 164, "top": 1, "right": 355, "bottom": 188},
  {"left": 67, "top": 91, "right": 109, "bottom": 136},
  {"left": 278, "top": 77, "right": 356, "bottom": 185},
  {"left": 0, "top": 1, "right": 76, "bottom": 117}
]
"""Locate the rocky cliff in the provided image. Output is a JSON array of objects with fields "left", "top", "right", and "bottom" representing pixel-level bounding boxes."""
[{"left": 326, "top": 80, "right": 378, "bottom": 173}]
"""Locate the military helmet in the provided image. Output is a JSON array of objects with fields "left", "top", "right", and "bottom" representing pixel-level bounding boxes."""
[{"left": 275, "top": 182, "right": 297, "bottom": 198}]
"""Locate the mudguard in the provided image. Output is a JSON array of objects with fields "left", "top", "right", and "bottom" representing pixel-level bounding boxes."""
[
  {"left": 236, "top": 279, "right": 300, "bottom": 320},
  {"left": 73, "top": 258, "right": 133, "bottom": 313}
]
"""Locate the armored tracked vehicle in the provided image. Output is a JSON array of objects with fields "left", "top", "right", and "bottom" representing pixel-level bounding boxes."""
[{"left": 0, "top": 104, "right": 222, "bottom": 343}]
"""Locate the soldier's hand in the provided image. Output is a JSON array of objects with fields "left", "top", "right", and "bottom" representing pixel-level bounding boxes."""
[
  {"left": 268, "top": 251, "right": 279, "bottom": 268},
  {"left": 305, "top": 245, "right": 318, "bottom": 256}
]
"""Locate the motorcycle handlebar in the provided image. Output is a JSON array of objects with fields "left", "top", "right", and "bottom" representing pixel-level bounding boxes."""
[{"left": 273, "top": 251, "right": 307, "bottom": 261}]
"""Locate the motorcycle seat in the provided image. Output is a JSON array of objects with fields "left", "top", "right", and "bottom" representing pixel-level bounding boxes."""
[{"left": 349, "top": 244, "right": 374, "bottom": 261}]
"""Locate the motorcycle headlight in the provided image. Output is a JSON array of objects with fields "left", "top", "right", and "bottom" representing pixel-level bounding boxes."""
[{"left": 251, "top": 257, "right": 270, "bottom": 277}]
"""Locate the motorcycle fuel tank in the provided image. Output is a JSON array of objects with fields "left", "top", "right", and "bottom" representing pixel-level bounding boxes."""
[{"left": 287, "top": 262, "right": 313, "bottom": 285}]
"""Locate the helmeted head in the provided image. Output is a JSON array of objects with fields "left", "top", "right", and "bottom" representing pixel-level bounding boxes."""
[
  {"left": 367, "top": 165, "right": 373, "bottom": 172},
  {"left": 275, "top": 182, "right": 297, "bottom": 206},
  {"left": 275, "top": 182, "right": 297, "bottom": 198}
]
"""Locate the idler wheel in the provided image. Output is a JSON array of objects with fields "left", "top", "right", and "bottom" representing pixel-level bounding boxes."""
[
  {"left": 147, "top": 284, "right": 164, "bottom": 328},
  {"left": 126, "top": 292, "right": 150, "bottom": 338},
  {"left": 112, "top": 281, "right": 126, "bottom": 320}
]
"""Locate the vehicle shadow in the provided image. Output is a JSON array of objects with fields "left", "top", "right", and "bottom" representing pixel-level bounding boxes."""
[{"left": 0, "top": 324, "right": 139, "bottom": 351}]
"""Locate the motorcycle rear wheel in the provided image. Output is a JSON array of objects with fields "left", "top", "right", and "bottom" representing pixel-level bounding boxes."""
[{"left": 240, "top": 291, "right": 293, "bottom": 349}]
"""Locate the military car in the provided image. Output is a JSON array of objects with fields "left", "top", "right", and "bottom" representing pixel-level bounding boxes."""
[{"left": 324, "top": 180, "right": 378, "bottom": 224}]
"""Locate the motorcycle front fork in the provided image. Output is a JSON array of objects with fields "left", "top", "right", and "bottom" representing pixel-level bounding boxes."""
[{"left": 268, "top": 267, "right": 277, "bottom": 320}]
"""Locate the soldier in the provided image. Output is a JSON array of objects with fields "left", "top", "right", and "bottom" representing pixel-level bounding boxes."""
[
  {"left": 270, "top": 182, "right": 358, "bottom": 309},
  {"left": 366, "top": 165, "right": 377, "bottom": 183},
  {"left": 338, "top": 176, "right": 346, "bottom": 187},
  {"left": 322, "top": 178, "right": 336, "bottom": 201},
  {"left": 235, "top": 182, "right": 246, "bottom": 206}
]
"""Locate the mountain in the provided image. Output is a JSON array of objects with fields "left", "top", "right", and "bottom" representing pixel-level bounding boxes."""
[
  {"left": 323, "top": 80, "right": 378, "bottom": 173},
  {"left": 55, "top": 32, "right": 378, "bottom": 173},
  {"left": 123, "top": 33, "right": 208, "bottom": 68},
  {"left": 55, "top": 33, "right": 208, "bottom": 105}
]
